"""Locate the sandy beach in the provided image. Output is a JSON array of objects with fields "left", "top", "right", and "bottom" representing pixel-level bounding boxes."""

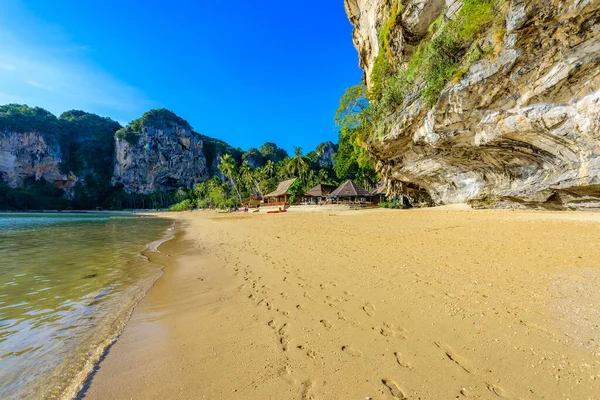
[{"left": 82, "top": 207, "right": 600, "bottom": 399}]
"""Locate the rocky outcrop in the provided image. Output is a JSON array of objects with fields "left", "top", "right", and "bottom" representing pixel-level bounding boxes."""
[
  {"left": 314, "top": 141, "right": 338, "bottom": 167},
  {"left": 345, "top": 0, "right": 600, "bottom": 209},
  {"left": 0, "top": 131, "right": 72, "bottom": 188},
  {"left": 113, "top": 110, "right": 209, "bottom": 193},
  {"left": 242, "top": 148, "right": 265, "bottom": 168}
]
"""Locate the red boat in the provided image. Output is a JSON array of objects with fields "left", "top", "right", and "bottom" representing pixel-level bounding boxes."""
[{"left": 267, "top": 209, "right": 287, "bottom": 214}]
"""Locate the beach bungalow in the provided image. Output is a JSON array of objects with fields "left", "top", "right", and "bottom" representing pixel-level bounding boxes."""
[
  {"left": 328, "top": 180, "right": 372, "bottom": 204},
  {"left": 263, "top": 178, "right": 296, "bottom": 205},
  {"left": 370, "top": 183, "right": 387, "bottom": 205},
  {"left": 242, "top": 194, "right": 262, "bottom": 208},
  {"left": 303, "top": 184, "right": 337, "bottom": 205}
]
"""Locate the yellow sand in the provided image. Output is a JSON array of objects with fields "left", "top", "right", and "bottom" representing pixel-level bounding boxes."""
[{"left": 83, "top": 207, "right": 600, "bottom": 399}]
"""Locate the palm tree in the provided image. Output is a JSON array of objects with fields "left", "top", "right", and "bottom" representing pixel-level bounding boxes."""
[
  {"left": 218, "top": 154, "right": 242, "bottom": 204},
  {"left": 287, "top": 147, "right": 310, "bottom": 179},
  {"left": 239, "top": 160, "right": 263, "bottom": 197},
  {"left": 263, "top": 159, "right": 275, "bottom": 178},
  {"left": 307, "top": 169, "right": 316, "bottom": 188},
  {"left": 317, "top": 169, "right": 328, "bottom": 184}
]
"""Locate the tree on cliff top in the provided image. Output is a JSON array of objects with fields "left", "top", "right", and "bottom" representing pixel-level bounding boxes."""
[
  {"left": 259, "top": 142, "right": 288, "bottom": 164},
  {"left": 59, "top": 110, "right": 121, "bottom": 179},
  {"left": 0, "top": 104, "right": 63, "bottom": 145},
  {"left": 115, "top": 108, "right": 191, "bottom": 144}
]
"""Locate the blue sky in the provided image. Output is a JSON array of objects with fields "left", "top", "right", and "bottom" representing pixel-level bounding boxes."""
[{"left": 0, "top": 0, "right": 362, "bottom": 154}]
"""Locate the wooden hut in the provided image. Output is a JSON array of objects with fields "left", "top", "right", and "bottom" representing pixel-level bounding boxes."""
[
  {"left": 328, "top": 180, "right": 372, "bottom": 204},
  {"left": 242, "top": 194, "right": 262, "bottom": 208},
  {"left": 370, "top": 183, "right": 387, "bottom": 204},
  {"left": 304, "top": 184, "right": 337, "bottom": 205},
  {"left": 263, "top": 178, "right": 296, "bottom": 205}
]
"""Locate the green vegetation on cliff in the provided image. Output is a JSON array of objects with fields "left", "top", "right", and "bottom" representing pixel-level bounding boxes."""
[
  {"left": 59, "top": 110, "right": 121, "bottom": 178},
  {"left": 369, "top": 0, "right": 403, "bottom": 101},
  {"left": 1, "top": 104, "right": 355, "bottom": 211},
  {"left": 0, "top": 104, "right": 64, "bottom": 145},
  {"left": 198, "top": 133, "right": 244, "bottom": 174},
  {"left": 259, "top": 142, "right": 288, "bottom": 164},
  {"left": 0, "top": 104, "right": 123, "bottom": 210},
  {"left": 370, "top": 0, "right": 504, "bottom": 119},
  {"left": 333, "top": 85, "right": 377, "bottom": 185},
  {"left": 116, "top": 108, "right": 192, "bottom": 144}
]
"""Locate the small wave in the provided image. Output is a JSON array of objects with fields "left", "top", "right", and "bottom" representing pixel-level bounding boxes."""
[
  {"left": 145, "top": 223, "right": 176, "bottom": 252},
  {"left": 60, "top": 221, "right": 178, "bottom": 400}
]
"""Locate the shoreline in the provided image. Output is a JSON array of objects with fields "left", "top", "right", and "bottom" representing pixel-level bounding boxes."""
[
  {"left": 82, "top": 208, "right": 600, "bottom": 399},
  {"left": 68, "top": 218, "right": 180, "bottom": 400}
]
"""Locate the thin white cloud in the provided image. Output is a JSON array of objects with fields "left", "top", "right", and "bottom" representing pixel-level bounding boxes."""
[
  {"left": 0, "top": 8, "right": 153, "bottom": 122},
  {"left": 25, "top": 79, "right": 53, "bottom": 91}
]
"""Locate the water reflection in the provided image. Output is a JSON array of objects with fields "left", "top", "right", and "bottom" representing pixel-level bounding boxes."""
[{"left": 0, "top": 213, "right": 171, "bottom": 399}]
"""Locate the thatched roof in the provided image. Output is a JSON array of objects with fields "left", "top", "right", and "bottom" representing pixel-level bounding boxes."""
[
  {"left": 370, "top": 183, "right": 387, "bottom": 196},
  {"left": 263, "top": 178, "right": 297, "bottom": 198},
  {"left": 305, "top": 184, "right": 337, "bottom": 197},
  {"left": 329, "top": 180, "right": 371, "bottom": 197}
]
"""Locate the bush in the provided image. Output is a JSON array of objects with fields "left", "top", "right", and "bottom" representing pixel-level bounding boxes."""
[
  {"left": 369, "top": 0, "right": 501, "bottom": 115},
  {"left": 379, "top": 201, "right": 389, "bottom": 208},
  {"left": 116, "top": 109, "right": 191, "bottom": 145},
  {"left": 196, "top": 199, "right": 209, "bottom": 209},
  {"left": 169, "top": 199, "right": 193, "bottom": 211}
]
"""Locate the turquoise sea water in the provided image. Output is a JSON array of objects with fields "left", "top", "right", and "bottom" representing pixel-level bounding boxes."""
[{"left": 0, "top": 213, "right": 172, "bottom": 399}]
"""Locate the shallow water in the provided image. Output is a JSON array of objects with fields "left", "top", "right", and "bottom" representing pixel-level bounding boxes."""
[{"left": 0, "top": 213, "right": 172, "bottom": 399}]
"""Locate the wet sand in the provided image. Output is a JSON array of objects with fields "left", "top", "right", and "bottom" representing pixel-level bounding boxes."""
[{"left": 82, "top": 207, "right": 600, "bottom": 399}]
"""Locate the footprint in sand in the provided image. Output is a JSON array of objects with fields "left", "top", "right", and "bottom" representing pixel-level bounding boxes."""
[
  {"left": 256, "top": 299, "right": 272, "bottom": 310},
  {"left": 280, "top": 364, "right": 297, "bottom": 386},
  {"left": 320, "top": 319, "right": 332, "bottom": 330},
  {"left": 434, "top": 341, "right": 473, "bottom": 375},
  {"left": 394, "top": 352, "right": 413, "bottom": 370},
  {"left": 374, "top": 322, "right": 406, "bottom": 339},
  {"left": 382, "top": 378, "right": 406, "bottom": 399},
  {"left": 362, "top": 302, "right": 376, "bottom": 317},
  {"left": 279, "top": 324, "right": 290, "bottom": 351},
  {"left": 341, "top": 345, "right": 362, "bottom": 357},
  {"left": 486, "top": 383, "right": 507, "bottom": 398},
  {"left": 300, "top": 379, "right": 316, "bottom": 400},
  {"left": 306, "top": 349, "right": 317, "bottom": 359}
]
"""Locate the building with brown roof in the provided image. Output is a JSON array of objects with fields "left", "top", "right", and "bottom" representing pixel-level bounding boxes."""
[
  {"left": 370, "top": 183, "right": 387, "bottom": 204},
  {"left": 263, "top": 178, "right": 296, "bottom": 205},
  {"left": 304, "top": 184, "right": 337, "bottom": 205},
  {"left": 242, "top": 194, "right": 262, "bottom": 208},
  {"left": 328, "top": 180, "right": 372, "bottom": 203}
]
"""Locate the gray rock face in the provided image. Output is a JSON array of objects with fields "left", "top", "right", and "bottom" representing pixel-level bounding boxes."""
[
  {"left": 345, "top": 0, "right": 600, "bottom": 209},
  {"left": 0, "top": 131, "right": 72, "bottom": 188},
  {"left": 315, "top": 141, "right": 338, "bottom": 167},
  {"left": 113, "top": 124, "right": 209, "bottom": 194}
]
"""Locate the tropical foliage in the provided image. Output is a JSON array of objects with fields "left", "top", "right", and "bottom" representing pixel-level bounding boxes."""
[
  {"left": 115, "top": 108, "right": 191, "bottom": 144},
  {"left": 366, "top": 0, "right": 505, "bottom": 139}
]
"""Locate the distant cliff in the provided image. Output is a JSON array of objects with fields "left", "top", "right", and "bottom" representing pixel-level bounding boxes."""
[
  {"left": 0, "top": 130, "right": 69, "bottom": 188},
  {"left": 113, "top": 109, "right": 210, "bottom": 193},
  {"left": 0, "top": 104, "right": 319, "bottom": 209},
  {"left": 345, "top": 0, "right": 600, "bottom": 209}
]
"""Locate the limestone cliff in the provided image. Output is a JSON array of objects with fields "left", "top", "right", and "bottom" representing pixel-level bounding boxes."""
[
  {"left": 314, "top": 141, "right": 338, "bottom": 167},
  {"left": 113, "top": 109, "right": 209, "bottom": 193},
  {"left": 345, "top": 0, "right": 600, "bottom": 209},
  {"left": 0, "top": 131, "right": 71, "bottom": 188}
]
